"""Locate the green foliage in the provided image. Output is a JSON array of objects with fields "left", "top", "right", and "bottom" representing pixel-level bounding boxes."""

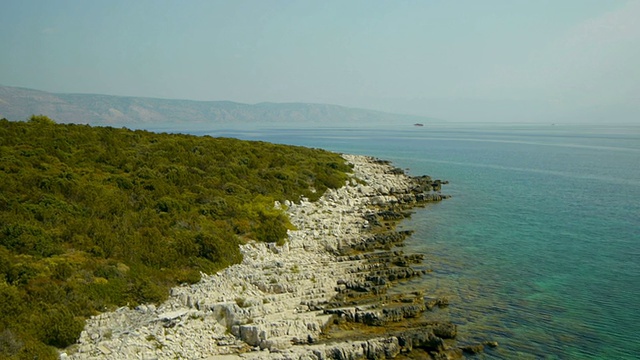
[
  {"left": 40, "top": 306, "right": 85, "bottom": 348},
  {"left": 28, "top": 114, "right": 57, "bottom": 126},
  {"left": 0, "top": 117, "right": 351, "bottom": 357}
]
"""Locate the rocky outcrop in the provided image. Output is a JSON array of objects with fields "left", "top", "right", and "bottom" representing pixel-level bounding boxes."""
[{"left": 61, "top": 154, "right": 490, "bottom": 359}]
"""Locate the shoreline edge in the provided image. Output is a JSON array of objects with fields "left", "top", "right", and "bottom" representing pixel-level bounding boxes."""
[{"left": 63, "top": 154, "right": 491, "bottom": 360}]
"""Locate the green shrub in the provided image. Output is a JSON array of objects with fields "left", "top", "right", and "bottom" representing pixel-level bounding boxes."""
[
  {"left": 40, "top": 306, "right": 85, "bottom": 348},
  {"left": 0, "top": 116, "right": 351, "bottom": 355}
]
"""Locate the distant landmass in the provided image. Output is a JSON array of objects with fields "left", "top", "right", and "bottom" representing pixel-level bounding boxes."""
[{"left": 0, "top": 85, "right": 434, "bottom": 130}]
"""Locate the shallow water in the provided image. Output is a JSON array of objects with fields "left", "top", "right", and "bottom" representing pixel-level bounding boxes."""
[{"left": 196, "top": 124, "right": 640, "bottom": 359}]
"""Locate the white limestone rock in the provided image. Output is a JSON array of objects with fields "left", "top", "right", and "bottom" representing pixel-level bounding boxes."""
[{"left": 64, "top": 154, "right": 423, "bottom": 360}]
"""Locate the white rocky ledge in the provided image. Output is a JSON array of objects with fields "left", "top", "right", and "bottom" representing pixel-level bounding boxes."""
[{"left": 62, "top": 154, "right": 428, "bottom": 360}]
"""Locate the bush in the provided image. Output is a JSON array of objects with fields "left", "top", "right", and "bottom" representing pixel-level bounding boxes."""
[
  {"left": 0, "top": 117, "right": 351, "bottom": 355},
  {"left": 40, "top": 306, "right": 85, "bottom": 348},
  {"left": 254, "top": 211, "right": 289, "bottom": 244}
]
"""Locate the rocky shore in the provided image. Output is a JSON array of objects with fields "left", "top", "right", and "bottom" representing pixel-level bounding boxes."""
[{"left": 62, "top": 154, "right": 491, "bottom": 359}]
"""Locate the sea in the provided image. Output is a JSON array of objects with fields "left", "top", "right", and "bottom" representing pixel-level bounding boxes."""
[{"left": 194, "top": 123, "right": 640, "bottom": 359}]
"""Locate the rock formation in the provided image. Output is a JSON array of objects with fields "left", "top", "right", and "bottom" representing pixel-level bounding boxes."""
[{"left": 62, "top": 154, "right": 490, "bottom": 360}]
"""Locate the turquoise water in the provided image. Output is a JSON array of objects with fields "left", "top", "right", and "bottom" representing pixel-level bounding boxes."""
[{"left": 199, "top": 124, "right": 640, "bottom": 359}]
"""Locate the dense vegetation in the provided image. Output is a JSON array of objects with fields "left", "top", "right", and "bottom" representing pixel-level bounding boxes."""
[{"left": 0, "top": 116, "right": 351, "bottom": 358}]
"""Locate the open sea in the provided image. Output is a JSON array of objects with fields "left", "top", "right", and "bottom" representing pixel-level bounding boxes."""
[{"left": 195, "top": 124, "right": 640, "bottom": 359}]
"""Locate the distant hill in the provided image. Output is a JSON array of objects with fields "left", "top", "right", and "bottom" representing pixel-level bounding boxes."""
[{"left": 0, "top": 85, "right": 433, "bottom": 130}]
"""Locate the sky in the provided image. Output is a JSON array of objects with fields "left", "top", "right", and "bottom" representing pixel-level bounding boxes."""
[{"left": 1, "top": 0, "right": 639, "bottom": 123}]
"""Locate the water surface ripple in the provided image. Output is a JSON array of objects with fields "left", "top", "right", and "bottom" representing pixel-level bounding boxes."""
[{"left": 199, "top": 124, "right": 640, "bottom": 359}]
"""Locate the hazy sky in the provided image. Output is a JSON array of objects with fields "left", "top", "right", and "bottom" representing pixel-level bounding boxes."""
[{"left": 1, "top": 0, "right": 639, "bottom": 123}]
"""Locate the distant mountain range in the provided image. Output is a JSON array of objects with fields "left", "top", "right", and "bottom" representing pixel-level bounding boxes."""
[{"left": 0, "top": 85, "right": 433, "bottom": 130}]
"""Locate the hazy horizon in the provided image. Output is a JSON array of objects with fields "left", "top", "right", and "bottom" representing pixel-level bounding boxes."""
[{"left": 2, "top": 1, "right": 639, "bottom": 124}]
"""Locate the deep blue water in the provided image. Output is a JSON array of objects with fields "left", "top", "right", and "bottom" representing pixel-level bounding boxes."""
[{"left": 199, "top": 124, "right": 640, "bottom": 359}]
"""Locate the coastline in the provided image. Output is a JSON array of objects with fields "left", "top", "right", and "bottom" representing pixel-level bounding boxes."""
[{"left": 63, "top": 154, "right": 486, "bottom": 359}]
